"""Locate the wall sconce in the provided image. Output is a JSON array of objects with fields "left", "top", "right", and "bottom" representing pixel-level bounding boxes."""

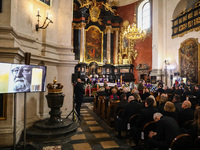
[{"left": 36, "top": 9, "right": 53, "bottom": 31}]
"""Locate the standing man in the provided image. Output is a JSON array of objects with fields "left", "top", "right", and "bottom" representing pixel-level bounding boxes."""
[{"left": 74, "top": 78, "right": 85, "bottom": 117}]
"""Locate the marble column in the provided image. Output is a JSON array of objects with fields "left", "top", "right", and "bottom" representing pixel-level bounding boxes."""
[
  {"left": 106, "top": 26, "right": 112, "bottom": 64},
  {"left": 80, "top": 23, "right": 86, "bottom": 62},
  {"left": 113, "top": 28, "right": 119, "bottom": 65}
]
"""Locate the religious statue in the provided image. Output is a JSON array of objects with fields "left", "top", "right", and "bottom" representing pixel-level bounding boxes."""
[{"left": 118, "top": 53, "right": 123, "bottom": 64}]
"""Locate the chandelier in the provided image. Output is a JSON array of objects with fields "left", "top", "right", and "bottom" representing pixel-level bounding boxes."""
[{"left": 123, "top": 23, "right": 146, "bottom": 40}]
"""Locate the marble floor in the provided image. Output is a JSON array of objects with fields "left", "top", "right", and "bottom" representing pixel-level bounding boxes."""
[
  {"left": 2, "top": 103, "right": 135, "bottom": 150},
  {"left": 61, "top": 103, "right": 133, "bottom": 150}
]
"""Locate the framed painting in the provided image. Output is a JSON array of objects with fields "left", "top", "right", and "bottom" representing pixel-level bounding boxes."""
[
  {"left": 179, "top": 38, "right": 200, "bottom": 84},
  {"left": 84, "top": 26, "right": 103, "bottom": 64},
  {"left": 0, "top": 0, "right": 2, "bottom": 13},
  {"left": 0, "top": 94, "right": 7, "bottom": 120},
  {"left": 38, "top": 0, "right": 52, "bottom": 7}
]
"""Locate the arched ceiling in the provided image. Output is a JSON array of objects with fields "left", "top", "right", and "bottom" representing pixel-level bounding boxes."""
[{"left": 117, "top": 0, "right": 139, "bottom": 6}]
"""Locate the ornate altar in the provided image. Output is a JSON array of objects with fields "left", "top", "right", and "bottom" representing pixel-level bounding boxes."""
[
  {"left": 72, "top": 0, "right": 147, "bottom": 84},
  {"left": 118, "top": 20, "right": 139, "bottom": 65}
]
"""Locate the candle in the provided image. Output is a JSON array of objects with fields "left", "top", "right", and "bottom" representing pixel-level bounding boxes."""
[
  {"left": 37, "top": 9, "right": 40, "bottom": 15},
  {"left": 47, "top": 11, "right": 49, "bottom": 18}
]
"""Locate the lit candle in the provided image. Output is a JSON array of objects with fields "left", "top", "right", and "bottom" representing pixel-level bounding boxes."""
[
  {"left": 47, "top": 11, "right": 49, "bottom": 18},
  {"left": 37, "top": 8, "right": 40, "bottom": 15}
]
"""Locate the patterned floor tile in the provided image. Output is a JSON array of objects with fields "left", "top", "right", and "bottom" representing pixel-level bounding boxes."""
[
  {"left": 94, "top": 132, "right": 110, "bottom": 138},
  {"left": 72, "top": 143, "right": 91, "bottom": 150},
  {"left": 100, "top": 141, "right": 119, "bottom": 149}
]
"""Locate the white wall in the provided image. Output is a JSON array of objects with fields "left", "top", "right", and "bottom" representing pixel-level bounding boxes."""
[
  {"left": 0, "top": 0, "right": 77, "bottom": 147},
  {"left": 152, "top": 0, "right": 200, "bottom": 86}
]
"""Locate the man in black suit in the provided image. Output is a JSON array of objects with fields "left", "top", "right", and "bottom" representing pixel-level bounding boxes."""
[
  {"left": 115, "top": 95, "right": 143, "bottom": 139},
  {"left": 146, "top": 113, "right": 182, "bottom": 150},
  {"left": 172, "top": 95, "right": 182, "bottom": 112},
  {"left": 177, "top": 100, "right": 194, "bottom": 127},
  {"left": 74, "top": 78, "right": 85, "bottom": 116},
  {"left": 137, "top": 97, "right": 159, "bottom": 127},
  {"left": 131, "top": 97, "right": 159, "bottom": 146}
]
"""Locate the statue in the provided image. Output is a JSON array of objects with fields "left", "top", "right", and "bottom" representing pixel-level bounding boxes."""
[{"left": 118, "top": 53, "right": 123, "bottom": 64}]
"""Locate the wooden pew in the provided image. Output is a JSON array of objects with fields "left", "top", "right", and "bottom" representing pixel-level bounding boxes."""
[{"left": 106, "top": 99, "right": 120, "bottom": 127}]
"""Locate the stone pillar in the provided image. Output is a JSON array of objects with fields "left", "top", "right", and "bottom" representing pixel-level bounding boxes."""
[
  {"left": 80, "top": 23, "right": 86, "bottom": 62},
  {"left": 113, "top": 28, "right": 119, "bottom": 65},
  {"left": 106, "top": 26, "right": 112, "bottom": 64}
]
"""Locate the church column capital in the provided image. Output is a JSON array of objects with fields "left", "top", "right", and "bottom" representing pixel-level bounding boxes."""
[{"left": 73, "top": 22, "right": 86, "bottom": 30}]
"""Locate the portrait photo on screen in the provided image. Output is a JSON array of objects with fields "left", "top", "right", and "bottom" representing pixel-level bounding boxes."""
[{"left": 0, "top": 63, "right": 46, "bottom": 94}]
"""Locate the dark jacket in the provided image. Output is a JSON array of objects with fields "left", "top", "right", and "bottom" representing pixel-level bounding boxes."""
[
  {"left": 121, "top": 100, "right": 144, "bottom": 122},
  {"left": 137, "top": 106, "right": 159, "bottom": 128},
  {"left": 114, "top": 100, "right": 128, "bottom": 117},
  {"left": 74, "top": 82, "right": 85, "bottom": 102},
  {"left": 173, "top": 101, "right": 183, "bottom": 112},
  {"left": 154, "top": 116, "right": 182, "bottom": 145},
  {"left": 178, "top": 108, "right": 194, "bottom": 127},
  {"left": 162, "top": 111, "right": 177, "bottom": 121}
]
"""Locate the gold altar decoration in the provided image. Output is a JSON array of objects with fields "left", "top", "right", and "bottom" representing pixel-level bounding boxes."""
[
  {"left": 78, "top": 0, "right": 115, "bottom": 25},
  {"left": 118, "top": 19, "right": 145, "bottom": 65}
]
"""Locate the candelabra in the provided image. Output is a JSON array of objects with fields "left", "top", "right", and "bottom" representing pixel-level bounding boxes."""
[{"left": 36, "top": 9, "right": 53, "bottom": 31}]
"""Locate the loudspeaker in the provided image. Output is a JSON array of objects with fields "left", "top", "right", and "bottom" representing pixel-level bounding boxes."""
[{"left": 25, "top": 52, "right": 31, "bottom": 65}]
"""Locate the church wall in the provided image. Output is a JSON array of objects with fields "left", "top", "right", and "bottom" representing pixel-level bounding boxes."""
[
  {"left": 117, "top": 2, "right": 152, "bottom": 83},
  {"left": 0, "top": 0, "right": 77, "bottom": 147},
  {"left": 152, "top": 0, "right": 200, "bottom": 86}
]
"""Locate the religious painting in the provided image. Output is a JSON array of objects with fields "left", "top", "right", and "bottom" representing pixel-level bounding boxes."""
[
  {"left": 85, "top": 26, "right": 103, "bottom": 63},
  {"left": 38, "top": 0, "right": 52, "bottom": 6},
  {"left": 0, "top": 94, "right": 6, "bottom": 120},
  {"left": 179, "top": 38, "right": 200, "bottom": 84}
]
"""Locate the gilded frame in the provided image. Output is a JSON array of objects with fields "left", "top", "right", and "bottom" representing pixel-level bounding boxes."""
[
  {"left": 0, "top": 94, "right": 7, "bottom": 120},
  {"left": 179, "top": 38, "right": 200, "bottom": 84},
  {"left": 84, "top": 25, "right": 103, "bottom": 64},
  {"left": 37, "top": 0, "right": 52, "bottom": 7}
]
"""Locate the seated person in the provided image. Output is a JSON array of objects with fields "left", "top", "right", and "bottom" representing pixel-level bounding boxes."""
[
  {"left": 178, "top": 100, "right": 194, "bottom": 127},
  {"left": 157, "top": 94, "right": 168, "bottom": 114},
  {"left": 188, "top": 106, "right": 200, "bottom": 140},
  {"left": 110, "top": 88, "right": 119, "bottom": 100},
  {"left": 115, "top": 96, "right": 143, "bottom": 139},
  {"left": 163, "top": 101, "right": 177, "bottom": 120},
  {"left": 146, "top": 113, "right": 182, "bottom": 150},
  {"left": 137, "top": 97, "right": 159, "bottom": 128},
  {"left": 114, "top": 93, "right": 128, "bottom": 117},
  {"left": 172, "top": 85, "right": 183, "bottom": 97},
  {"left": 172, "top": 95, "right": 182, "bottom": 112},
  {"left": 131, "top": 98, "right": 159, "bottom": 145},
  {"left": 142, "top": 88, "right": 151, "bottom": 101}
]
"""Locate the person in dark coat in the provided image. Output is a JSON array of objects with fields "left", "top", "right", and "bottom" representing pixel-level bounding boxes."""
[
  {"left": 146, "top": 113, "right": 182, "bottom": 150},
  {"left": 163, "top": 101, "right": 177, "bottom": 121},
  {"left": 74, "top": 78, "right": 85, "bottom": 116},
  {"left": 114, "top": 93, "right": 128, "bottom": 117},
  {"left": 115, "top": 95, "right": 143, "bottom": 139},
  {"left": 172, "top": 95, "right": 182, "bottom": 112},
  {"left": 137, "top": 97, "right": 159, "bottom": 128},
  {"left": 178, "top": 100, "right": 194, "bottom": 127},
  {"left": 131, "top": 98, "right": 159, "bottom": 145},
  {"left": 188, "top": 106, "right": 200, "bottom": 140}
]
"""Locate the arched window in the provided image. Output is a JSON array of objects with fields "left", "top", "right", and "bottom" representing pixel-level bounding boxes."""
[{"left": 138, "top": 0, "right": 151, "bottom": 31}]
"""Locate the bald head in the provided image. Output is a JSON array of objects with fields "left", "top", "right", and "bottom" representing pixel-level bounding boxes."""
[
  {"left": 182, "top": 100, "right": 191, "bottom": 109},
  {"left": 128, "top": 96, "right": 134, "bottom": 102},
  {"left": 77, "top": 78, "right": 81, "bottom": 83}
]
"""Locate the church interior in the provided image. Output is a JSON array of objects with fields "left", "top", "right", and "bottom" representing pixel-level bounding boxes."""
[{"left": 1, "top": 0, "right": 200, "bottom": 149}]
